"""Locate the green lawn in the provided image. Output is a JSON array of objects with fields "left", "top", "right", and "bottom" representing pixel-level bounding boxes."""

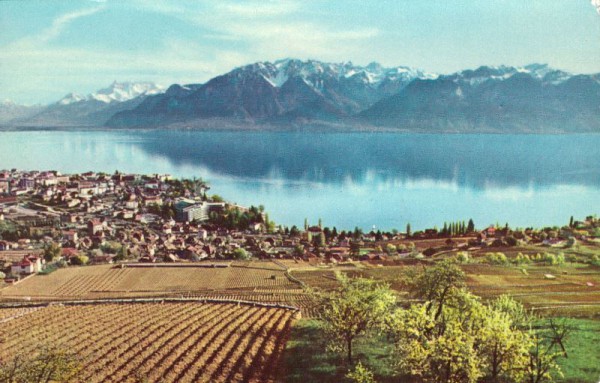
[
  {"left": 283, "top": 318, "right": 600, "bottom": 383},
  {"left": 282, "top": 319, "right": 397, "bottom": 383},
  {"left": 555, "top": 318, "right": 600, "bottom": 383}
]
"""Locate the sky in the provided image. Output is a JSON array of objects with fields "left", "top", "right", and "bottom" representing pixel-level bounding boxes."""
[{"left": 1, "top": 0, "right": 600, "bottom": 104}]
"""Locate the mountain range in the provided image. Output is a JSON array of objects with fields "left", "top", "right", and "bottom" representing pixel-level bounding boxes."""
[
  {"left": 1, "top": 82, "right": 163, "bottom": 127},
  {"left": 2, "top": 60, "right": 599, "bottom": 133}
]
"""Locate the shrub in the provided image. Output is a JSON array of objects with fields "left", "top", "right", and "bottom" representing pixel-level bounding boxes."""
[
  {"left": 566, "top": 254, "right": 578, "bottom": 263},
  {"left": 70, "top": 255, "right": 89, "bottom": 266},
  {"left": 542, "top": 252, "right": 564, "bottom": 266},
  {"left": 232, "top": 248, "right": 251, "bottom": 260},
  {"left": 505, "top": 236, "right": 518, "bottom": 246},
  {"left": 486, "top": 252, "right": 508, "bottom": 265},
  {"left": 514, "top": 252, "right": 531, "bottom": 265},
  {"left": 38, "top": 265, "right": 58, "bottom": 275},
  {"left": 456, "top": 251, "right": 470, "bottom": 264},
  {"left": 346, "top": 362, "right": 376, "bottom": 383},
  {"left": 423, "top": 248, "right": 437, "bottom": 257}
]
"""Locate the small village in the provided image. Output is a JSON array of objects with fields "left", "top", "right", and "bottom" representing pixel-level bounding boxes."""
[{"left": 0, "top": 169, "right": 598, "bottom": 282}]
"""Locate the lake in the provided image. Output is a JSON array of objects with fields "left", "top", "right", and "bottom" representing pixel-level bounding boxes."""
[{"left": 0, "top": 129, "right": 598, "bottom": 231}]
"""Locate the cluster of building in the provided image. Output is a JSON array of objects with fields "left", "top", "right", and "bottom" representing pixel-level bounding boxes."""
[
  {"left": 0, "top": 169, "right": 363, "bottom": 276},
  {"left": 1, "top": 169, "right": 597, "bottom": 277}
]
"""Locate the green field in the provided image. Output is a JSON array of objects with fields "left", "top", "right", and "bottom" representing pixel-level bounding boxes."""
[
  {"left": 283, "top": 318, "right": 600, "bottom": 383},
  {"left": 283, "top": 319, "right": 397, "bottom": 383},
  {"left": 554, "top": 318, "right": 600, "bottom": 383}
]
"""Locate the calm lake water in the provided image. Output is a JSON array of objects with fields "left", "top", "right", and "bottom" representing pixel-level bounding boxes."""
[{"left": 1, "top": 130, "right": 599, "bottom": 231}]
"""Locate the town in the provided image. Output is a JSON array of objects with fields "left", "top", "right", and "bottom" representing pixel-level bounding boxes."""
[
  {"left": 1, "top": 169, "right": 598, "bottom": 281},
  {"left": 0, "top": 168, "right": 599, "bottom": 383}
]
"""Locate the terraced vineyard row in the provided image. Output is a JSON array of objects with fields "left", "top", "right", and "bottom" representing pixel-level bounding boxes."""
[
  {"left": 0, "top": 302, "right": 298, "bottom": 383},
  {"left": 0, "top": 306, "right": 41, "bottom": 323},
  {"left": 181, "top": 290, "right": 318, "bottom": 317},
  {"left": 0, "top": 264, "right": 302, "bottom": 300},
  {"left": 52, "top": 268, "right": 133, "bottom": 296}
]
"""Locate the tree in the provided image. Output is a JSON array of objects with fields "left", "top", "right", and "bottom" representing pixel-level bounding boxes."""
[
  {"left": 43, "top": 242, "right": 62, "bottom": 263},
  {"left": 317, "top": 273, "right": 396, "bottom": 364},
  {"left": 0, "top": 345, "right": 82, "bottom": 383},
  {"left": 406, "top": 223, "right": 412, "bottom": 237},
  {"left": 293, "top": 244, "right": 305, "bottom": 258},
  {"left": 467, "top": 219, "right": 475, "bottom": 233},
  {"left": 70, "top": 254, "right": 89, "bottom": 266},
  {"left": 114, "top": 246, "right": 128, "bottom": 261},
  {"left": 385, "top": 243, "right": 397, "bottom": 255},
  {"left": 350, "top": 240, "right": 361, "bottom": 258},
  {"left": 525, "top": 333, "right": 564, "bottom": 383},
  {"left": 389, "top": 291, "right": 488, "bottom": 383},
  {"left": 390, "top": 288, "right": 532, "bottom": 383},
  {"left": 289, "top": 225, "right": 300, "bottom": 237},
  {"left": 232, "top": 248, "right": 250, "bottom": 260},
  {"left": 161, "top": 203, "right": 175, "bottom": 220},
  {"left": 480, "top": 307, "right": 531, "bottom": 382},
  {"left": 405, "top": 259, "right": 465, "bottom": 320},
  {"left": 264, "top": 213, "right": 276, "bottom": 233},
  {"left": 318, "top": 232, "right": 326, "bottom": 248},
  {"left": 489, "top": 294, "right": 531, "bottom": 329}
]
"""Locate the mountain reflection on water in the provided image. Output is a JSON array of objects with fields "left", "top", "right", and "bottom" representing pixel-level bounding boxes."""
[
  {"left": 1, "top": 130, "right": 598, "bottom": 230},
  {"left": 137, "top": 131, "right": 599, "bottom": 189}
]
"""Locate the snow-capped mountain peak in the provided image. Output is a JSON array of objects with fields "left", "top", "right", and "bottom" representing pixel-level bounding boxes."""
[
  {"left": 236, "top": 59, "right": 433, "bottom": 90},
  {"left": 455, "top": 64, "right": 572, "bottom": 87},
  {"left": 58, "top": 92, "right": 86, "bottom": 105},
  {"left": 56, "top": 82, "right": 164, "bottom": 105},
  {"left": 90, "top": 81, "right": 164, "bottom": 103}
]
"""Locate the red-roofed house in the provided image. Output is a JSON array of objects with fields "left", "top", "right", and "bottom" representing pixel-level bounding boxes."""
[
  {"left": 62, "top": 248, "right": 79, "bottom": 260},
  {"left": 88, "top": 219, "right": 103, "bottom": 236},
  {"left": 11, "top": 255, "right": 43, "bottom": 274}
]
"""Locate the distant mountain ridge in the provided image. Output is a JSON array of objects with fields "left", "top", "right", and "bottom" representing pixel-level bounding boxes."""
[
  {"left": 360, "top": 65, "right": 600, "bottom": 133},
  {"left": 2, "top": 82, "right": 164, "bottom": 126},
  {"left": 2, "top": 60, "right": 599, "bottom": 133},
  {"left": 0, "top": 100, "right": 44, "bottom": 125},
  {"left": 58, "top": 81, "right": 163, "bottom": 105}
]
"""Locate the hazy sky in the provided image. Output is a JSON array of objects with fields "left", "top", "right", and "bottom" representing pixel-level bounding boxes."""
[{"left": 2, "top": 0, "right": 600, "bottom": 104}]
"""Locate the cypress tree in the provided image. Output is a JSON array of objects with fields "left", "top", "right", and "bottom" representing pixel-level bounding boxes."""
[{"left": 467, "top": 219, "right": 475, "bottom": 233}]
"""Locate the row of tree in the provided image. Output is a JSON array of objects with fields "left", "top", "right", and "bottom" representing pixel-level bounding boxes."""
[
  {"left": 315, "top": 260, "right": 569, "bottom": 383},
  {"left": 440, "top": 219, "right": 476, "bottom": 236}
]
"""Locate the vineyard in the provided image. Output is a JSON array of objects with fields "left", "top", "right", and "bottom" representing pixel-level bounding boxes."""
[
  {"left": 0, "top": 262, "right": 300, "bottom": 299},
  {"left": 0, "top": 302, "right": 298, "bottom": 383},
  {"left": 290, "top": 263, "right": 600, "bottom": 316},
  {"left": 0, "top": 261, "right": 321, "bottom": 316}
]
